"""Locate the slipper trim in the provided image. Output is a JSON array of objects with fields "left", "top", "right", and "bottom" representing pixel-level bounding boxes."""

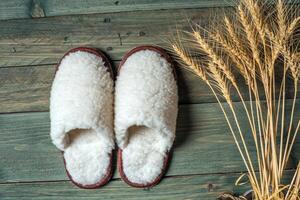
[
  {"left": 117, "top": 45, "right": 177, "bottom": 80},
  {"left": 55, "top": 47, "right": 114, "bottom": 189},
  {"left": 117, "top": 45, "right": 176, "bottom": 188},
  {"left": 55, "top": 47, "right": 113, "bottom": 79}
]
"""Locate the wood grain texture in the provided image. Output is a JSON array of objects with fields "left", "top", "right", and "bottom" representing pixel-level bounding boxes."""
[
  {"left": 0, "top": 101, "right": 298, "bottom": 183},
  {"left": 0, "top": 65, "right": 54, "bottom": 113},
  {"left": 0, "top": 171, "right": 297, "bottom": 200},
  {"left": 0, "top": 173, "right": 249, "bottom": 200},
  {"left": 1, "top": 63, "right": 299, "bottom": 113},
  {"left": 2, "top": 0, "right": 299, "bottom": 21},
  {"left": 1, "top": 64, "right": 211, "bottom": 113},
  {"left": 0, "top": 8, "right": 298, "bottom": 113},
  {"left": 0, "top": 0, "right": 235, "bottom": 21},
  {"left": 0, "top": 8, "right": 230, "bottom": 67},
  {"left": 0, "top": 0, "right": 32, "bottom": 20},
  {"left": 2, "top": 4, "right": 300, "bottom": 67}
]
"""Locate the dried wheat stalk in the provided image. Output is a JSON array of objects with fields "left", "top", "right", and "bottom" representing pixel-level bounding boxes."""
[{"left": 172, "top": 0, "right": 300, "bottom": 199}]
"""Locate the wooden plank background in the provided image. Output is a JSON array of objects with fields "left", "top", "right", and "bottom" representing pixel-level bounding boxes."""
[
  {"left": 0, "top": 171, "right": 296, "bottom": 200},
  {"left": 0, "top": 0, "right": 299, "bottom": 199},
  {"left": 0, "top": 0, "right": 235, "bottom": 20}
]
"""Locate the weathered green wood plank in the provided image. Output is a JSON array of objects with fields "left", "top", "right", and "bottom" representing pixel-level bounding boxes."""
[
  {"left": 0, "top": 173, "right": 248, "bottom": 200},
  {"left": 0, "top": 64, "right": 212, "bottom": 113},
  {"left": 1, "top": 63, "right": 299, "bottom": 113},
  {"left": 0, "top": 0, "right": 32, "bottom": 21},
  {"left": 2, "top": 0, "right": 299, "bottom": 21},
  {"left": 0, "top": 171, "right": 297, "bottom": 200},
  {"left": 0, "top": 0, "right": 235, "bottom": 21},
  {"left": 292, "top": 131, "right": 300, "bottom": 165},
  {"left": 0, "top": 101, "right": 298, "bottom": 183},
  {"left": 0, "top": 65, "right": 53, "bottom": 113},
  {"left": 2, "top": 5, "right": 300, "bottom": 67},
  {"left": 0, "top": 8, "right": 228, "bottom": 67}
]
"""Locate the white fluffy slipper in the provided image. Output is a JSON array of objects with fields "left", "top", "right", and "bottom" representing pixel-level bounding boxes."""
[
  {"left": 50, "top": 47, "right": 114, "bottom": 189},
  {"left": 115, "top": 46, "right": 178, "bottom": 188}
]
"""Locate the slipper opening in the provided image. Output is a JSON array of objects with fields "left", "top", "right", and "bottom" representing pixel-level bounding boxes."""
[
  {"left": 121, "top": 125, "right": 167, "bottom": 185},
  {"left": 63, "top": 129, "right": 112, "bottom": 186}
]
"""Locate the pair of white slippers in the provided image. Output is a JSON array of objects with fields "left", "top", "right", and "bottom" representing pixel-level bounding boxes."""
[{"left": 50, "top": 46, "right": 178, "bottom": 188}]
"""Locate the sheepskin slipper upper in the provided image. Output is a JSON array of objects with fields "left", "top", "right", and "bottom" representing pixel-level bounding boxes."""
[
  {"left": 50, "top": 47, "right": 114, "bottom": 189},
  {"left": 115, "top": 45, "right": 178, "bottom": 188}
]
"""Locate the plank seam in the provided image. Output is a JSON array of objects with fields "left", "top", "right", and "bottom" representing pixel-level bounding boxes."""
[{"left": 0, "top": 169, "right": 296, "bottom": 185}]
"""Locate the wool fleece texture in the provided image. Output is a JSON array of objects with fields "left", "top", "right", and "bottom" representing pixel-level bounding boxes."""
[
  {"left": 50, "top": 50, "right": 114, "bottom": 187},
  {"left": 115, "top": 49, "right": 178, "bottom": 186}
]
